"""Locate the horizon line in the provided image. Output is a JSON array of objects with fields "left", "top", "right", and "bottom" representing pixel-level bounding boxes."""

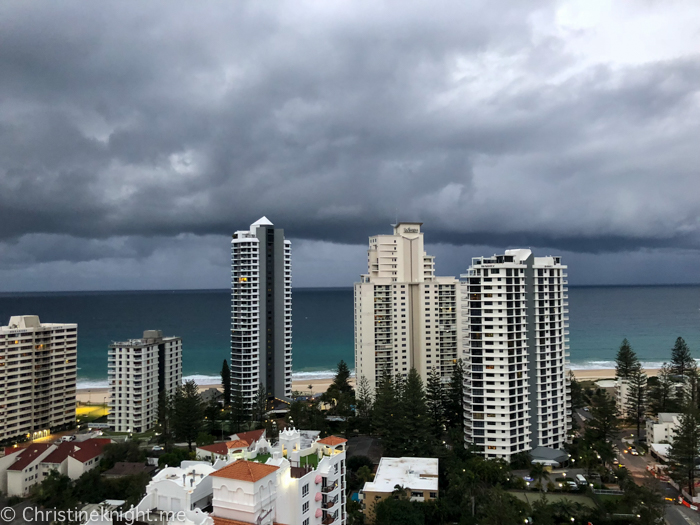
[{"left": 1, "top": 282, "right": 700, "bottom": 294}]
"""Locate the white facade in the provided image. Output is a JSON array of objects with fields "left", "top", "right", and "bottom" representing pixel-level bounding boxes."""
[
  {"left": 615, "top": 378, "right": 630, "bottom": 413},
  {"left": 231, "top": 217, "right": 292, "bottom": 407},
  {"left": 0, "top": 315, "right": 77, "bottom": 441},
  {"left": 461, "top": 249, "right": 571, "bottom": 461},
  {"left": 140, "top": 461, "right": 216, "bottom": 512},
  {"left": 0, "top": 439, "right": 109, "bottom": 496},
  {"left": 646, "top": 413, "right": 681, "bottom": 444},
  {"left": 210, "top": 434, "right": 347, "bottom": 525},
  {"left": 108, "top": 330, "right": 182, "bottom": 433},
  {"left": 354, "top": 223, "right": 462, "bottom": 392}
]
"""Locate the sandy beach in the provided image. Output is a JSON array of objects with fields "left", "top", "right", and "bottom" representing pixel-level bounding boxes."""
[{"left": 76, "top": 369, "right": 655, "bottom": 404}]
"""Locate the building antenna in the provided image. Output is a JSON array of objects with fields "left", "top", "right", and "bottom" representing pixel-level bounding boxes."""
[{"left": 395, "top": 207, "right": 398, "bottom": 225}]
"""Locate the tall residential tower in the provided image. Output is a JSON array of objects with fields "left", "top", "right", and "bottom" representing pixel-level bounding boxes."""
[
  {"left": 108, "top": 330, "right": 182, "bottom": 433},
  {"left": 0, "top": 316, "right": 77, "bottom": 442},
  {"left": 461, "top": 249, "right": 570, "bottom": 461},
  {"left": 231, "top": 217, "right": 292, "bottom": 408},
  {"left": 354, "top": 223, "right": 461, "bottom": 392}
]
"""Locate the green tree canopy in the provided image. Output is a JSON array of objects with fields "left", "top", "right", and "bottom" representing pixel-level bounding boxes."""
[
  {"left": 668, "top": 407, "right": 700, "bottom": 496},
  {"left": 400, "top": 368, "right": 431, "bottom": 456},
  {"left": 221, "top": 359, "right": 231, "bottom": 407},
  {"left": 672, "top": 337, "right": 695, "bottom": 378},
  {"left": 426, "top": 368, "right": 445, "bottom": 437},
  {"left": 615, "top": 338, "right": 639, "bottom": 379},
  {"left": 625, "top": 361, "right": 648, "bottom": 440},
  {"left": 585, "top": 389, "right": 619, "bottom": 443},
  {"left": 173, "top": 379, "right": 204, "bottom": 451}
]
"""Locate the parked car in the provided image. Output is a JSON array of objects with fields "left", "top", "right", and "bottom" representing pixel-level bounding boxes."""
[{"left": 152, "top": 445, "right": 163, "bottom": 452}]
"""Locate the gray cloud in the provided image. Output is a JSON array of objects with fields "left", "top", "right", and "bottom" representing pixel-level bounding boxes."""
[{"left": 0, "top": 0, "right": 699, "bottom": 288}]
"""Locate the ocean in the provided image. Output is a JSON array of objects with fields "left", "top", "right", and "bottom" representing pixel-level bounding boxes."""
[{"left": 0, "top": 285, "right": 698, "bottom": 388}]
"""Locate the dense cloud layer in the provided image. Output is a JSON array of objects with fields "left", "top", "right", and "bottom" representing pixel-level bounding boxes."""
[{"left": 0, "top": 0, "right": 699, "bottom": 289}]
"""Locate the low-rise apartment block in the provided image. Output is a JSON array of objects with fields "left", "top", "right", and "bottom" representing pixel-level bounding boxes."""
[
  {"left": 0, "top": 315, "right": 77, "bottom": 442},
  {"left": 0, "top": 438, "right": 110, "bottom": 496},
  {"left": 646, "top": 413, "right": 681, "bottom": 444},
  {"left": 360, "top": 457, "right": 438, "bottom": 522},
  {"left": 108, "top": 330, "right": 182, "bottom": 433}
]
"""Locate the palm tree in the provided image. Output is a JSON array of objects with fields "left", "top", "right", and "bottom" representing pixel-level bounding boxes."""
[{"left": 529, "top": 462, "right": 547, "bottom": 493}]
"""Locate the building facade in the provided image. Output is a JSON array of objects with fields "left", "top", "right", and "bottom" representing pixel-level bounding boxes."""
[
  {"left": 360, "top": 457, "right": 438, "bottom": 522},
  {"left": 461, "top": 249, "right": 570, "bottom": 461},
  {"left": 108, "top": 330, "right": 182, "bottom": 433},
  {"left": 354, "top": 223, "right": 461, "bottom": 392},
  {"left": 0, "top": 316, "right": 77, "bottom": 442},
  {"left": 210, "top": 435, "right": 347, "bottom": 525},
  {"left": 231, "top": 217, "right": 292, "bottom": 408},
  {"left": 646, "top": 413, "right": 681, "bottom": 444}
]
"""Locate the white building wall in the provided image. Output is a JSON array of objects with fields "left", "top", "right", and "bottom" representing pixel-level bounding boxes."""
[
  {"left": 231, "top": 218, "right": 292, "bottom": 408},
  {"left": 108, "top": 333, "right": 182, "bottom": 433},
  {"left": 354, "top": 223, "right": 462, "bottom": 393},
  {"left": 0, "top": 316, "right": 77, "bottom": 441},
  {"left": 461, "top": 249, "right": 570, "bottom": 461}
]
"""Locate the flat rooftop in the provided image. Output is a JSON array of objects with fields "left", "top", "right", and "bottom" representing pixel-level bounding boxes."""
[{"left": 362, "top": 457, "right": 438, "bottom": 494}]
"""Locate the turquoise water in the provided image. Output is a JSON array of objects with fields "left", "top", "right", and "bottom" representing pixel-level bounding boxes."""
[{"left": 0, "top": 285, "right": 698, "bottom": 387}]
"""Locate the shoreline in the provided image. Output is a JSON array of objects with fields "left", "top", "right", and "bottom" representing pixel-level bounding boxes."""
[{"left": 75, "top": 368, "right": 652, "bottom": 404}]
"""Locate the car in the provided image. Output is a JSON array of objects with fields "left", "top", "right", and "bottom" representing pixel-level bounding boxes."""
[
  {"left": 630, "top": 449, "right": 639, "bottom": 456},
  {"left": 152, "top": 445, "right": 163, "bottom": 452},
  {"left": 613, "top": 458, "right": 619, "bottom": 465},
  {"left": 582, "top": 407, "right": 590, "bottom": 412}
]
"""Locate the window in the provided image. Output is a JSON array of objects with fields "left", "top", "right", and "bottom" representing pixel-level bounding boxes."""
[
  {"left": 429, "top": 492, "right": 437, "bottom": 498},
  {"left": 302, "top": 502, "right": 309, "bottom": 514},
  {"left": 302, "top": 483, "right": 309, "bottom": 497},
  {"left": 411, "top": 491, "right": 423, "bottom": 497},
  {"left": 303, "top": 520, "right": 309, "bottom": 525}
]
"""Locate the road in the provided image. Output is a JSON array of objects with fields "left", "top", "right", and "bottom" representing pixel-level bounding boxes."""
[
  {"left": 574, "top": 410, "right": 700, "bottom": 525},
  {"left": 666, "top": 505, "right": 700, "bottom": 525}
]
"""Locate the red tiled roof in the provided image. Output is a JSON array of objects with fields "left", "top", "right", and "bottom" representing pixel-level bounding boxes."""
[
  {"left": 7, "top": 444, "right": 52, "bottom": 471},
  {"left": 232, "top": 429, "right": 265, "bottom": 445},
  {"left": 317, "top": 436, "right": 347, "bottom": 446},
  {"left": 3, "top": 444, "right": 29, "bottom": 457},
  {"left": 199, "top": 440, "right": 249, "bottom": 455},
  {"left": 43, "top": 438, "right": 110, "bottom": 465},
  {"left": 70, "top": 439, "right": 110, "bottom": 463},
  {"left": 212, "top": 460, "right": 278, "bottom": 482}
]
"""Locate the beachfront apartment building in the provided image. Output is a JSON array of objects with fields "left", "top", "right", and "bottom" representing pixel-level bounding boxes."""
[
  {"left": 108, "top": 330, "right": 182, "bottom": 433},
  {"left": 360, "top": 457, "right": 438, "bottom": 522},
  {"left": 354, "top": 223, "right": 462, "bottom": 392},
  {"left": 646, "top": 413, "right": 681, "bottom": 444},
  {"left": 0, "top": 315, "right": 77, "bottom": 442},
  {"left": 461, "top": 249, "right": 571, "bottom": 461},
  {"left": 231, "top": 217, "right": 292, "bottom": 408}
]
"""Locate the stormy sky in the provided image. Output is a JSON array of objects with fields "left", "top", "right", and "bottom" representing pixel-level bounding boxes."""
[{"left": 1, "top": 0, "right": 699, "bottom": 291}]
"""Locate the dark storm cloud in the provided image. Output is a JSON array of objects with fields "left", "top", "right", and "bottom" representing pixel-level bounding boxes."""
[{"left": 0, "top": 0, "right": 699, "bottom": 288}]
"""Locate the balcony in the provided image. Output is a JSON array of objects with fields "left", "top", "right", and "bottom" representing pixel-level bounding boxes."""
[{"left": 322, "top": 483, "right": 339, "bottom": 493}]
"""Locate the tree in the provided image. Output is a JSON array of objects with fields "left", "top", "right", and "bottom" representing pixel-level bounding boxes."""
[
  {"left": 400, "top": 368, "right": 431, "bottom": 456},
  {"left": 156, "top": 390, "right": 174, "bottom": 450},
  {"left": 323, "top": 360, "right": 355, "bottom": 417},
  {"left": 31, "top": 470, "right": 78, "bottom": 510},
  {"left": 221, "top": 359, "right": 231, "bottom": 407},
  {"left": 668, "top": 408, "right": 700, "bottom": 496},
  {"left": 626, "top": 361, "right": 647, "bottom": 440},
  {"left": 671, "top": 337, "right": 695, "bottom": 379},
  {"left": 615, "top": 338, "right": 638, "bottom": 379},
  {"left": 230, "top": 382, "right": 247, "bottom": 433},
  {"left": 585, "top": 389, "right": 619, "bottom": 443},
  {"left": 252, "top": 383, "right": 268, "bottom": 422},
  {"left": 101, "top": 441, "right": 145, "bottom": 470},
  {"left": 355, "top": 375, "right": 373, "bottom": 432},
  {"left": 529, "top": 462, "right": 547, "bottom": 493},
  {"left": 374, "top": 496, "right": 424, "bottom": 525},
  {"left": 425, "top": 368, "right": 445, "bottom": 436},
  {"left": 373, "top": 373, "right": 401, "bottom": 454},
  {"left": 173, "top": 379, "right": 204, "bottom": 451},
  {"left": 650, "top": 362, "right": 679, "bottom": 415},
  {"left": 444, "top": 359, "right": 464, "bottom": 430}
]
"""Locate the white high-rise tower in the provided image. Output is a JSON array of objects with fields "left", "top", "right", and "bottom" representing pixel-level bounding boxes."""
[
  {"left": 354, "top": 223, "right": 462, "bottom": 392},
  {"left": 231, "top": 217, "right": 292, "bottom": 408},
  {"left": 461, "top": 249, "right": 570, "bottom": 461}
]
